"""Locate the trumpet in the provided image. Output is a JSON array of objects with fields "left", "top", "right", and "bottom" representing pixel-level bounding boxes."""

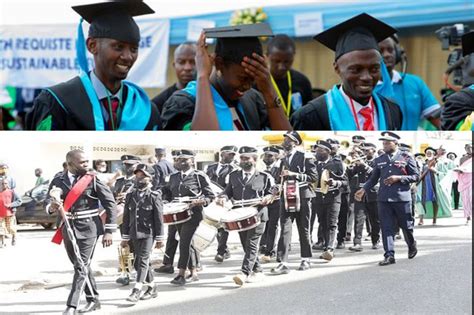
[{"left": 344, "top": 155, "right": 367, "bottom": 166}]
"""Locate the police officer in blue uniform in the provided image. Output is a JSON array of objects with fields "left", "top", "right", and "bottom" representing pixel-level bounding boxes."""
[
  {"left": 216, "top": 146, "right": 276, "bottom": 286},
  {"left": 205, "top": 145, "right": 239, "bottom": 263},
  {"left": 355, "top": 132, "right": 419, "bottom": 266},
  {"left": 121, "top": 164, "right": 164, "bottom": 303}
]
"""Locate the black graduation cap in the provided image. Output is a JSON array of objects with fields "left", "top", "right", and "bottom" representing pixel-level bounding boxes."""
[
  {"left": 263, "top": 146, "right": 280, "bottom": 155},
  {"left": 284, "top": 131, "right": 303, "bottom": 145},
  {"left": 72, "top": 0, "right": 155, "bottom": 45},
  {"left": 314, "top": 140, "right": 332, "bottom": 152},
  {"left": 462, "top": 31, "right": 474, "bottom": 57},
  {"left": 313, "top": 13, "right": 397, "bottom": 61},
  {"left": 134, "top": 163, "right": 154, "bottom": 178},
  {"left": 379, "top": 131, "right": 400, "bottom": 142},
  {"left": 172, "top": 149, "right": 195, "bottom": 158},
  {"left": 205, "top": 23, "right": 274, "bottom": 64},
  {"left": 424, "top": 146, "right": 436, "bottom": 154},
  {"left": 220, "top": 145, "right": 238, "bottom": 153},
  {"left": 239, "top": 146, "right": 258, "bottom": 156},
  {"left": 120, "top": 154, "right": 140, "bottom": 164}
]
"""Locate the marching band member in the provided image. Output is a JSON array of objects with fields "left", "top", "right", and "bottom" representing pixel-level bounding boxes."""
[
  {"left": 161, "top": 149, "right": 215, "bottom": 285},
  {"left": 205, "top": 145, "right": 239, "bottom": 263},
  {"left": 216, "top": 146, "right": 276, "bottom": 286},
  {"left": 46, "top": 150, "right": 117, "bottom": 314},
  {"left": 310, "top": 140, "right": 347, "bottom": 261},
  {"left": 271, "top": 131, "right": 318, "bottom": 274},
  {"left": 121, "top": 164, "right": 164, "bottom": 303}
]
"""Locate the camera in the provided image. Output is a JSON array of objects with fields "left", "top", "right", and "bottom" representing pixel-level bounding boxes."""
[{"left": 436, "top": 24, "right": 470, "bottom": 101}]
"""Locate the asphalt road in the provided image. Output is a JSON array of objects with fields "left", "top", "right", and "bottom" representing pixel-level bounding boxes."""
[{"left": 0, "top": 210, "right": 471, "bottom": 315}]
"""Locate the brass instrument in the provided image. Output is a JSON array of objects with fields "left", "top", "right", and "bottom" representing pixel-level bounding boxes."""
[
  {"left": 117, "top": 244, "right": 134, "bottom": 286},
  {"left": 320, "top": 169, "right": 330, "bottom": 194}
]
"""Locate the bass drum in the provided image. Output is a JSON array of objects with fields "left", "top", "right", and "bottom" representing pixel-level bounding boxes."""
[{"left": 192, "top": 221, "right": 217, "bottom": 252}]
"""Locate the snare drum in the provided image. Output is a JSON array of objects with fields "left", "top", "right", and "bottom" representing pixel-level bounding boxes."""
[
  {"left": 203, "top": 202, "right": 225, "bottom": 228},
  {"left": 221, "top": 207, "right": 259, "bottom": 232},
  {"left": 192, "top": 222, "right": 217, "bottom": 252},
  {"left": 163, "top": 203, "right": 192, "bottom": 225}
]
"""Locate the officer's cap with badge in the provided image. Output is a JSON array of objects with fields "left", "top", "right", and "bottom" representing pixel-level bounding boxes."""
[
  {"left": 399, "top": 143, "right": 412, "bottom": 152},
  {"left": 172, "top": 149, "right": 196, "bottom": 159},
  {"left": 284, "top": 131, "right": 303, "bottom": 145},
  {"left": 414, "top": 153, "right": 425, "bottom": 158},
  {"left": 220, "top": 145, "right": 238, "bottom": 154},
  {"left": 239, "top": 146, "right": 258, "bottom": 157},
  {"left": 326, "top": 138, "right": 340, "bottom": 145},
  {"left": 262, "top": 146, "right": 280, "bottom": 155},
  {"left": 360, "top": 142, "right": 377, "bottom": 149},
  {"left": 352, "top": 135, "right": 366, "bottom": 143},
  {"left": 134, "top": 163, "right": 155, "bottom": 178},
  {"left": 155, "top": 147, "right": 166, "bottom": 155},
  {"left": 121, "top": 155, "right": 141, "bottom": 165},
  {"left": 314, "top": 140, "right": 332, "bottom": 152},
  {"left": 379, "top": 131, "right": 400, "bottom": 143}
]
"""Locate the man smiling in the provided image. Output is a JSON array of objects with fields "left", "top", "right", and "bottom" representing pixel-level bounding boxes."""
[
  {"left": 291, "top": 13, "right": 403, "bottom": 131},
  {"left": 26, "top": 0, "right": 160, "bottom": 131}
]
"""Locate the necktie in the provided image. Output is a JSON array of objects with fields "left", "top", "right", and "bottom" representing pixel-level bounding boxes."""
[
  {"left": 243, "top": 173, "right": 251, "bottom": 183},
  {"left": 218, "top": 164, "right": 229, "bottom": 177},
  {"left": 101, "top": 97, "right": 120, "bottom": 130},
  {"left": 359, "top": 106, "right": 375, "bottom": 131},
  {"left": 71, "top": 175, "right": 78, "bottom": 186}
]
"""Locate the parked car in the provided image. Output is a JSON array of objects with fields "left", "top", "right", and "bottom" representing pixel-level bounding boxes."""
[{"left": 15, "top": 182, "right": 57, "bottom": 229}]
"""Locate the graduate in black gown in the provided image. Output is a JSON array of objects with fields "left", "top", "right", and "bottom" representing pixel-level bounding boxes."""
[
  {"left": 291, "top": 13, "right": 403, "bottom": 131},
  {"left": 161, "top": 23, "right": 292, "bottom": 131},
  {"left": 26, "top": 0, "right": 160, "bottom": 131},
  {"left": 441, "top": 31, "right": 474, "bottom": 131}
]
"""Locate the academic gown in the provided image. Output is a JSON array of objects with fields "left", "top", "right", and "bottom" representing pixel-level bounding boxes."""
[
  {"left": 441, "top": 86, "right": 474, "bottom": 130},
  {"left": 160, "top": 88, "right": 269, "bottom": 131},
  {"left": 25, "top": 76, "right": 161, "bottom": 131},
  {"left": 290, "top": 90, "right": 403, "bottom": 130}
]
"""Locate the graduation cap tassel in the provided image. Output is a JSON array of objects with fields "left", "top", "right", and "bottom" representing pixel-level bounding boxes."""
[
  {"left": 76, "top": 18, "right": 89, "bottom": 74},
  {"left": 374, "top": 60, "right": 395, "bottom": 100}
]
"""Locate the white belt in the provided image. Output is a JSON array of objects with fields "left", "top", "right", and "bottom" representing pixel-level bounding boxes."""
[{"left": 65, "top": 209, "right": 99, "bottom": 220}]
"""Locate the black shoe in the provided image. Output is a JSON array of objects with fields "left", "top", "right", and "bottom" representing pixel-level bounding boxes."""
[
  {"left": 378, "top": 256, "right": 396, "bottom": 266},
  {"left": 115, "top": 275, "right": 130, "bottom": 286},
  {"left": 214, "top": 254, "right": 224, "bottom": 263},
  {"left": 63, "top": 306, "right": 76, "bottom": 315},
  {"left": 312, "top": 242, "right": 324, "bottom": 250},
  {"left": 185, "top": 274, "right": 199, "bottom": 283},
  {"left": 253, "top": 266, "right": 264, "bottom": 273},
  {"left": 270, "top": 263, "right": 290, "bottom": 275},
  {"left": 408, "top": 247, "right": 418, "bottom": 259},
  {"left": 336, "top": 242, "right": 345, "bottom": 249},
  {"left": 78, "top": 300, "right": 101, "bottom": 313},
  {"left": 126, "top": 289, "right": 141, "bottom": 303},
  {"left": 223, "top": 250, "right": 231, "bottom": 259},
  {"left": 298, "top": 260, "right": 310, "bottom": 271},
  {"left": 170, "top": 275, "right": 186, "bottom": 286},
  {"left": 155, "top": 265, "right": 174, "bottom": 274},
  {"left": 140, "top": 284, "right": 158, "bottom": 300}
]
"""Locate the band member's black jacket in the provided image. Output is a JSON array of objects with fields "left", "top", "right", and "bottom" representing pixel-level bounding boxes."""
[
  {"left": 161, "top": 169, "right": 215, "bottom": 211},
  {"left": 122, "top": 188, "right": 164, "bottom": 241},
  {"left": 313, "top": 157, "right": 347, "bottom": 204},
  {"left": 113, "top": 176, "right": 135, "bottom": 202},
  {"left": 220, "top": 170, "right": 275, "bottom": 221},
  {"left": 279, "top": 150, "right": 318, "bottom": 199},
  {"left": 46, "top": 171, "right": 117, "bottom": 239},
  {"left": 346, "top": 159, "right": 378, "bottom": 203},
  {"left": 206, "top": 162, "right": 239, "bottom": 189}
]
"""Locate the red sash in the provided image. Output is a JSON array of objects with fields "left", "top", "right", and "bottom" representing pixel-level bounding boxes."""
[{"left": 51, "top": 173, "right": 95, "bottom": 244}]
